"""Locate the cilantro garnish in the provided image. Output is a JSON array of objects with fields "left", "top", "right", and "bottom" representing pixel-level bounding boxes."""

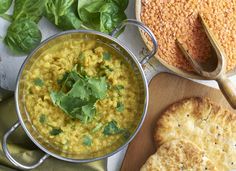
[
  {"left": 103, "top": 52, "right": 111, "bottom": 61},
  {"left": 39, "top": 114, "right": 46, "bottom": 124},
  {"left": 115, "top": 85, "right": 124, "bottom": 90},
  {"left": 92, "top": 123, "right": 103, "bottom": 133},
  {"left": 83, "top": 135, "right": 92, "bottom": 146},
  {"left": 103, "top": 120, "right": 123, "bottom": 135},
  {"left": 34, "top": 78, "right": 44, "bottom": 87},
  {"left": 116, "top": 102, "right": 124, "bottom": 112},
  {"left": 50, "top": 64, "right": 108, "bottom": 123},
  {"left": 49, "top": 128, "right": 62, "bottom": 136}
]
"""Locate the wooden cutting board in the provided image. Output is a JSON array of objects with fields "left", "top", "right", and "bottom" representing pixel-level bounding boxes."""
[{"left": 121, "top": 72, "right": 235, "bottom": 171}]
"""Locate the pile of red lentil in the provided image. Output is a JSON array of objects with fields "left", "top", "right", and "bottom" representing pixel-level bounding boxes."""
[{"left": 141, "top": 0, "right": 236, "bottom": 71}]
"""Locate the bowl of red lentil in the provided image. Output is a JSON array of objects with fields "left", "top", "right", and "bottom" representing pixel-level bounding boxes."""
[{"left": 136, "top": 0, "right": 236, "bottom": 79}]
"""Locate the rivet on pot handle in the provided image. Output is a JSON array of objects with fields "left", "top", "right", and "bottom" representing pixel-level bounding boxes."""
[
  {"left": 110, "top": 19, "right": 158, "bottom": 65},
  {"left": 2, "top": 121, "right": 50, "bottom": 170}
]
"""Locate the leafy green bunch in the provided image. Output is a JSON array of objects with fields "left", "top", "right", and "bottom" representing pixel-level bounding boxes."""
[
  {"left": 1, "top": 0, "right": 45, "bottom": 54},
  {"left": 50, "top": 65, "right": 108, "bottom": 123},
  {"left": 0, "top": 0, "right": 128, "bottom": 54}
]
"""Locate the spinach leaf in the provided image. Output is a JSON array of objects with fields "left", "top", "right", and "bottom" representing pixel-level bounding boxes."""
[
  {"left": 4, "top": 19, "right": 42, "bottom": 54},
  {"left": 45, "top": 2, "right": 81, "bottom": 30},
  {"left": 34, "top": 78, "right": 44, "bottom": 87},
  {"left": 45, "top": 0, "right": 74, "bottom": 25},
  {"left": 13, "top": 0, "right": 46, "bottom": 23},
  {"left": 77, "top": 0, "right": 128, "bottom": 33},
  {"left": 116, "top": 102, "right": 124, "bottom": 112},
  {"left": 77, "top": 0, "right": 104, "bottom": 30},
  {"left": 106, "top": 0, "right": 129, "bottom": 10},
  {"left": 103, "top": 120, "right": 122, "bottom": 135},
  {"left": 39, "top": 114, "right": 46, "bottom": 124},
  {"left": 0, "top": 14, "right": 12, "bottom": 22},
  {"left": 0, "top": 0, "right": 13, "bottom": 14},
  {"left": 49, "top": 128, "right": 62, "bottom": 136},
  {"left": 99, "top": 2, "right": 126, "bottom": 33},
  {"left": 83, "top": 135, "right": 92, "bottom": 146}
]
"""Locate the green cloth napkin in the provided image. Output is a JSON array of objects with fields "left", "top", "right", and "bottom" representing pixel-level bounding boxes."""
[{"left": 0, "top": 97, "right": 107, "bottom": 171}]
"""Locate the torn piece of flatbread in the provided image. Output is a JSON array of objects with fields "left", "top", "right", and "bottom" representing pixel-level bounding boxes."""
[
  {"left": 140, "top": 139, "right": 218, "bottom": 171},
  {"left": 154, "top": 97, "right": 236, "bottom": 171}
]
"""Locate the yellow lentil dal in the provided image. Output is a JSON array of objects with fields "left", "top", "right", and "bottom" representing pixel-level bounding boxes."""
[{"left": 23, "top": 39, "right": 142, "bottom": 156}]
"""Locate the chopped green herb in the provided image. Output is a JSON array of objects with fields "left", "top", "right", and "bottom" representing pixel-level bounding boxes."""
[
  {"left": 83, "top": 135, "right": 92, "bottom": 146},
  {"left": 57, "top": 72, "right": 69, "bottom": 85},
  {"left": 34, "top": 78, "right": 44, "bottom": 87},
  {"left": 87, "top": 77, "right": 108, "bottom": 99},
  {"left": 123, "top": 130, "right": 131, "bottom": 139},
  {"left": 50, "top": 65, "right": 108, "bottom": 123},
  {"left": 103, "top": 52, "right": 111, "bottom": 61},
  {"left": 115, "top": 85, "right": 124, "bottom": 90},
  {"left": 49, "top": 128, "right": 62, "bottom": 136},
  {"left": 92, "top": 123, "right": 103, "bottom": 132},
  {"left": 103, "top": 120, "right": 122, "bottom": 135},
  {"left": 50, "top": 91, "right": 64, "bottom": 105},
  {"left": 116, "top": 102, "right": 124, "bottom": 112},
  {"left": 39, "top": 114, "right": 46, "bottom": 124},
  {"left": 115, "top": 85, "right": 124, "bottom": 95}
]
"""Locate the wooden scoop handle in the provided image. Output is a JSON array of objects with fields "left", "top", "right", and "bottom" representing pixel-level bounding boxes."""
[{"left": 217, "top": 75, "right": 236, "bottom": 109}]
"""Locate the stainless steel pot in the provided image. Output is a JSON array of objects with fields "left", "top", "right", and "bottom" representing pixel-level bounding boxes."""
[{"left": 1, "top": 19, "right": 157, "bottom": 170}]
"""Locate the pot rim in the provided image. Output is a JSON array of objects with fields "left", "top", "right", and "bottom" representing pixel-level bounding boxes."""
[{"left": 14, "top": 29, "right": 149, "bottom": 163}]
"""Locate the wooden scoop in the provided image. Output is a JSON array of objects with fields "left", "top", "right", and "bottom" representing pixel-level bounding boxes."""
[{"left": 176, "top": 14, "right": 236, "bottom": 109}]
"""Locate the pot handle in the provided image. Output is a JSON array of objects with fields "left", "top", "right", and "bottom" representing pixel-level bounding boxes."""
[
  {"left": 2, "top": 121, "right": 50, "bottom": 170},
  {"left": 110, "top": 19, "right": 158, "bottom": 65}
]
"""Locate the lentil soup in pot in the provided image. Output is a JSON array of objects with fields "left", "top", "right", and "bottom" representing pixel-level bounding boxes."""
[{"left": 21, "top": 34, "right": 144, "bottom": 158}]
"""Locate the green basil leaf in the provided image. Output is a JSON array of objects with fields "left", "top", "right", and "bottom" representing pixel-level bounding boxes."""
[
  {"left": 49, "top": 128, "right": 62, "bottom": 136},
  {"left": 0, "top": 0, "right": 13, "bottom": 14},
  {"left": 13, "top": 0, "right": 46, "bottom": 23},
  {"left": 4, "top": 19, "right": 42, "bottom": 54}
]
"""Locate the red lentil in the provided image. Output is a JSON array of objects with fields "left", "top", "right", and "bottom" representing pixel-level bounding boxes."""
[{"left": 141, "top": 0, "right": 236, "bottom": 71}]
